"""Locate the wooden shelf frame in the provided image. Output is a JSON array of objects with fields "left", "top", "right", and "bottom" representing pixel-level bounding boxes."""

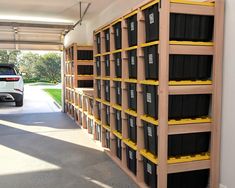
[
  {"left": 64, "top": 43, "right": 94, "bottom": 119},
  {"left": 92, "top": 0, "right": 224, "bottom": 188},
  {"left": 74, "top": 88, "right": 94, "bottom": 129}
]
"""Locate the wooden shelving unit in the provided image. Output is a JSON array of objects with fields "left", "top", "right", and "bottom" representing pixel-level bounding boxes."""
[
  {"left": 74, "top": 88, "right": 94, "bottom": 132},
  {"left": 65, "top": 43, "right": 94, "bottom": 119},
  {"left": 92, "top": 0, "right": 224, "bottom": 188}
]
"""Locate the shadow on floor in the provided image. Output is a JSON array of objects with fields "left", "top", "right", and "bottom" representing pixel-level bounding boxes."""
[
  {"left": 0, "top": 113, "right": 137, "bottom": 188},
  {"left": 0, "top": 113, "right": 78, "bottom": 130}
]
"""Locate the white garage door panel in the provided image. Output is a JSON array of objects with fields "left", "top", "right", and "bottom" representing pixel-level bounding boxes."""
[
  {"left": 18, "top": 44, "right": 63, "bottom": 51},
  {"left": 0, "top": 23, "right": 70, "bottom": 50},
  {"left": 19, "top": 28, "right": 63, "bottom": 35},
  {"left": 19, "top": 34, "right": 61, "bottom": 42},
  {"left": 0, "top": 44, "right": 16, "bottom": 50},
  {"left": 0, "top": 34, "right": 14, "bottom": 40},
  {"left": 0, "top": 43, "right": 62, "bottom": 51}
]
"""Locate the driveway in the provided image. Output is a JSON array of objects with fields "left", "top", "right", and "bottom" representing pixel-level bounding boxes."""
[
  {"left": 0, "top": 84, "right": 61, "bottom": 114},
  {"left": 0, "top": 85, "right": 137, "bottom": 188}
]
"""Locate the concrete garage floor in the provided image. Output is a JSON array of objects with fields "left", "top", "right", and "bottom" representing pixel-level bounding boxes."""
[{"left": 0, "top": 85, "right": 137, "bottom": 188}]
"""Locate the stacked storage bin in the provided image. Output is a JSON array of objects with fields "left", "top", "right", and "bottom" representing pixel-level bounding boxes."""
[
  {"left": 73, "top": 88, "right": 94, "bottom": 131},
  {"left": 141, "top": 5, "right": 160, "bottom": 167},
  {"left": 102, "top": 54, "right": 111, "bottom": 150},
  {"left": 114, "top": 81, "right": 122, "bottom": 105},
  {"left": 95, "top": 56, "right": 101, "bottom": 77},
  {"left": 125, "top": 142, "right": 137, "bottom": 175},
  {"left": 114, "top": 52, "right": 122, "bottom": 78},
  {"left": 95, "top": 29, "right": 112, "bottom": 149},
  {"left": 141, "top": 1, "right": 213, "bottom": 188},
  {"left": 116, "top": 135, "right": 122, "bottom": 160},
  {"left": 76, "top": 46, "right": 94, "bottom": 88},
  {"left": 94, "top": 45, "right": 102, "bottom": 141},
  {"left": 77, "top": 50, "right": 93, "bottom": 89},
  {"left": 87, "top": 94, "right": 94, "bottom": 135},
  {"left": 104, "top": 55, "right": 110, "bottom": 77},
  {"left": 112, "top": 20, "right": 124, "bottom": 160},
  {"left": 105, "top": 129, "right": 111, "bottom": 149},
  {"left": 113, "top": 21, "right": 122, "bottom": 50},
  {"left": 84, "top": 90, "right": 94, "bottom": 131},
  {"left": 128, "top": 83, "right": 137, "bottom": 111},
  {"left": 121, "top": 11, "right": 139, "bottom": 176},
  {"left": 94, "top": 92, "right": 102, "bottom": 141},
  {"left": 125, "top": 80, "right": 138, "bottom": 175},
  {"left": 103, "top": 28, "right": 112, "bottom": 149},
  {"left": 104, "top": 29, "right": 110, "bottom": 52},
  {"left": 95, "top": 121, "right": 102, "bottom": 141},
  {"left": 92, "top": 0, "right": 223, "bottom": 187},
  {"left": 127, "top": 49, "right": 137, "bottom": 79},
  {"left": 94, "top": 31, "right": 103, "bottom": 143},
  {"left": 104, "top": 80, "right": 110, "bottom": 102}
]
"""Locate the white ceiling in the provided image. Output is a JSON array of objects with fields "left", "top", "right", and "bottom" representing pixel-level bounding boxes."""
[
  {"left": 0, "top": 0, "right": 111, "bottom": 24},
  {"left": 0, "top": 0, "right": 112, "bottom": 50}
]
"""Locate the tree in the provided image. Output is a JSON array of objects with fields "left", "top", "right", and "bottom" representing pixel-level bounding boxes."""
[
  {"left": 35, "top": 53, "right": 61, "bottom": 83},
  {"left": 0, "top": 50, "right": 61, "bottom": 83},
  {"left": 18, "top": 52, "right": 41, "bottom": 80},
  {"left": 0, "top": 50, "right": 21, "bottom": 67}
]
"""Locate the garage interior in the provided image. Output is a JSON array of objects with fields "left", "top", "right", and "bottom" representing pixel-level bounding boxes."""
[{"left": 0, "top": 0, "right": 234, "bottom": 188}]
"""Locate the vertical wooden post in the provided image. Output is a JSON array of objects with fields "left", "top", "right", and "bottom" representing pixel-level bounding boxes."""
[
  {"left": 137, "top": 85, "right": 145, "bottom": 184},
  {"left": 137, "top": 9, "right": 146, "bottom": 184},
  {"left": 101, "top": 127, "right": 106, "bottom": 148},
  {"left": 158, "top": 1, "right": 170, "bottom": 188},
  {"left": 110, "top": 27, "right": 115, "bottom": 53},
  {"left": 62, "top": 49, "right": 66, "bottom": 112},
  {"left": 101, "top": 31, "right": 105, "bottom": 55},
  {"left": 101, "top": 55, "right": 105, "bottom": 78},
  {"left": 110, "top": 107, "right": 116, "bottom": 155},
  {"left": 122, "top": 51, "right": 129, "bottom": 80},
  {"left": 110, "top": 25, "right": 116, "bottom": 157},
  {"left": 210, "top": 0, "right": 224, "bottom": 187},
  {"left": 82, "top": 94, "right": 87, "bottom": 129},
  {"left": 122, "top": 19, "right": 128, "bottom": 50},
  {"left": 74, "top": 44, "right": 78, "bottom": 88}
]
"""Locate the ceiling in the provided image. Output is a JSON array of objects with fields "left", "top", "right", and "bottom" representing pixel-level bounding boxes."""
[{"left": 0, "top": 0, "right": 111, "bottom": 51}]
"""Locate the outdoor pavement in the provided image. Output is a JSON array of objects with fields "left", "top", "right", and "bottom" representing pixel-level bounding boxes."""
[
  {"left": 0, "top": 85, "right": 137, "bottom": 188},
  {"left": 0, "top": 84, "right": 61, "bottom": 115}
]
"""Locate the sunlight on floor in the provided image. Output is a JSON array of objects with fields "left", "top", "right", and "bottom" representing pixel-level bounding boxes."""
[
  {"left": 0, "top": 145, "right": 60, "bottom": 176},
  {"left": 82, "top": 176, "right": 112, "bottom": 188}
]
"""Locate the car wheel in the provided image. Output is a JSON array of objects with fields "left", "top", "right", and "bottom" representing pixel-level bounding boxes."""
[{"left": 15, "top": 99, "right": 23, "bottom": 107}]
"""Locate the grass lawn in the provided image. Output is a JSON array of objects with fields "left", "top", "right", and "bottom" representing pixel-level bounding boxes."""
[{"left": 43, "top": 89, "right": 62, "bottom": 106}]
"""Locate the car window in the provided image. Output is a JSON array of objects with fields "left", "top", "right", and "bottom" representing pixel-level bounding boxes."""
[{"left": 0, "top": 67, "right": 16, "bottom": 75}]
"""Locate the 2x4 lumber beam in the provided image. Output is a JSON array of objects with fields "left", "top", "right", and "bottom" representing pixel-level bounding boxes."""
[
  {"left": 210, "top": 0, "right": 224, "bottom": 187},
  {"left": 170, "top": 45, "right": 214, "bottom": 55},
  {"left": 168, "top": 85, "right": 213, "bottom": 95},
  {"left": 168, "top": 160, "right": 211, "bottom": 174},
  {"left": 168, "top": 123, "right": 211, "bottom": 135},
  {"left": 170, "top": 3, "right": 214, "bottom": 16},
  {"left": 158, "top": 0, "right": 170, "bottom": 187}
]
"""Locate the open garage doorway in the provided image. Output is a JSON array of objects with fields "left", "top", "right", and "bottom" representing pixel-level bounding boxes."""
[
  {"left": 0, "top": 49, "right": 63, "bottom": 114},
  {"left": 0, "top": 20, "right": 72, "bottom": 115}
]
